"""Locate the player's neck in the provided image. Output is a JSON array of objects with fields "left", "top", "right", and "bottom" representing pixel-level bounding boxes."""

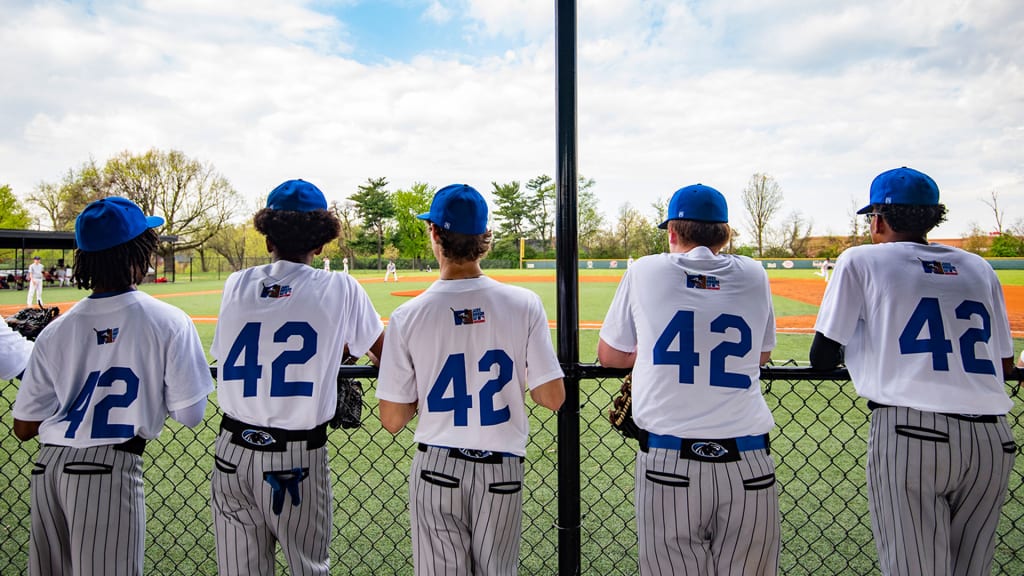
[{"left": 439, "top": 261, "right": 484, "bottom": 280}]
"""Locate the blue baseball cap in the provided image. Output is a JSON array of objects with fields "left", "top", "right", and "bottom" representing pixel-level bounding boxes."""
[
  {"left": 75, "top": 197, "right": 164, "bottom": 252},
  {"left": 658, "top": 184, "right": 728, "bottom": 228},
  {"left": 266, "top": 179, "right": 328, "bottom": 212},
  {"left": 857, "top": 167, "right": 939, "bottom": 214},
  {"left": 417, "top": 184, "right": 489, "bottom": 235}
]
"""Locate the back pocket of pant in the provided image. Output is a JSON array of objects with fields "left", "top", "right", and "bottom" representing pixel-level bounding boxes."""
[
  {"left": 894, "top": 425, "right": 949, "bottom": 443},
  {"left": 645, "top": 471, "right": 690, "bottom": 487}
]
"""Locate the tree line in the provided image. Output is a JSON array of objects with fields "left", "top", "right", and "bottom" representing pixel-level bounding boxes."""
[{"left": 5, "top": 149, "right": 1022, "bottom": 272}]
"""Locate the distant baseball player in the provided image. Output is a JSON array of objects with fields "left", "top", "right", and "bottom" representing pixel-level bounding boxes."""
[
  {"left": 819, "top": 257, "right": 831, "bottom": 281},
  {"left": 376, "top": 183, "right": 565, "bottom": 576},
  {"left": 384, "top": 259, "right": 399, "bottom": 282},
  {"left": 0, "top": 319, "right": 33, "bottom": 380},
  {"left": 210, "top": 179, "right": 384, "bottom": 576},
  {"left": 342, "top": 256, "right": 349, "bottom": 274},
  {"left": 12, "top": 196, "right": 213, "bottom": 576},
  {"left": 26, "top": 255, "right": 44, "bottom": 306},
  {"left": 598, "top": 184, "right": 780, "bottom": 575},
  {"left": 322, "top": 255, "right": 330, "bottom": 271},
  {"left": 810, "top": 167, "right": 1017, "bottom": 576}
]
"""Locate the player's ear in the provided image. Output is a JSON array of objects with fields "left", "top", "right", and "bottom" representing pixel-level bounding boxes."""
[{"left": 265, "top": 238, "right": 275, "bottom": 254}]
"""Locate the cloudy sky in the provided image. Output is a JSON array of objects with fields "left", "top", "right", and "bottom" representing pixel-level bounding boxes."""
[{"left": 2, "top": 0, "right": 1022, "bottom": 239}]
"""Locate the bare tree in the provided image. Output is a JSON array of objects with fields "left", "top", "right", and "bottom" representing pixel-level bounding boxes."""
[
  {"left": 778, "top": 211, "right": 813, "bottom": 256},
  {"left": 741, "top": 173, "right": 784, "bottom": 257},
  {"left": 980, "top": 190, "right": 1005, "bottom": 234}
]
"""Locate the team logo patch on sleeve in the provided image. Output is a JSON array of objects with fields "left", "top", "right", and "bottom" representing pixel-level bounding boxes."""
[
  {"left": 260, "top": 283, "right": 293, "bottom": 298},
  {"left": 93, "top": 327, "right": 119, "bottom": 345},
  {"left": 451, "top": 307, "right": 486, "bottom": 325},
  {"left": 918, "top": 259, "right": 958, "bottom": 275},
  {"left": 685, "top": 274, "right": 720, "bottom": 290}
]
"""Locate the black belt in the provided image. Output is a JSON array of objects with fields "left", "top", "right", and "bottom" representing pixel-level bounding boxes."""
[
  {"left": 867, "top": 401, "right": 1001, "bottom": 423},
  {"left": 638, "top": 430, "right": 770, "bottom": 463},
  {"left": 221, "top": 415, "right": 328, "bottom": 451},
  {"left": 42, "top": 436, "right": 146, "bottom": 456},
  {"left": 418, "top": 443, "right": 524, "bottom": 464}
]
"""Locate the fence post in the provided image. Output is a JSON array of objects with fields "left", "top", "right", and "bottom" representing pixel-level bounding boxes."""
[{"left": 555, "top": 0, "right": 581, "bottom": 573}]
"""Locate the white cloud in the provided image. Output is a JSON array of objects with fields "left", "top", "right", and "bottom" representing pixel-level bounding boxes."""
[{"left": 1, "top": 0, "right": 1022, "bottom": 240}]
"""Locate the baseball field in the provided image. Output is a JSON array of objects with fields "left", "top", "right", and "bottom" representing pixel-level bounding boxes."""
[
  {"left": 1, "top": 267, "right": 1022, "bottom": 574},
  {"left": 3, "top": 267, "right": 1022, "bottom": 361}
]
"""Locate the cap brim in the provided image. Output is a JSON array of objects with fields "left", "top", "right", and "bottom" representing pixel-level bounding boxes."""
[
  {"left": 657, "top": 219, "right": 670, "bottom": 230},
  {"left": 416, "top": 213, "right": 431, "bottom": 222},
  {"left": 855, "top": 204, "right": 872, "bottom": 215},
  {"left": 147, "top": 215, "right": 165, "bottom": 228}
]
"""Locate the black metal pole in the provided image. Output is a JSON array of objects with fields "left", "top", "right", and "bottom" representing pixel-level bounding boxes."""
[{"left": 555, "top": 0, "right": 580, "bottom": 574}]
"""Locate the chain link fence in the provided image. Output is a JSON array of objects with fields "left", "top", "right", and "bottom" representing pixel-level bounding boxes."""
[{"left": 2, "top": 368, "right": 1022, "bottom": 575}]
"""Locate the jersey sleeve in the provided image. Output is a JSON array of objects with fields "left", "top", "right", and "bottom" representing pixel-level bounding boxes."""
[
  {"left": 164, "top": 313, "right": 215, "bottom": 412},
  {"left": 344, "top": 278, "right": 385, "bottom": 358},
  {"left": 0, "top": 322, "right": 33, "bottom": 380},
  {"left": 209, "top": 272, "right": 239, "bottom": 361},
  {"left": 759, "top": 270, "right": 777, "bottom": 353},
  {"left": 988, "top": 271, "right": 1014, "bottom": 358},
  {"left": 375, "top": 310, "right": 418, "bottom": 403},
  {"left": 12, "top": 341, "right": 58, "bottom": 422},
  {"left": 813, "top": 251, "right": 865, "bottom": 345},
  {"left": 525, "top": 294, "right": 564, "bottom": 390},
  {"left": 599, "top": 269, "right": 637, "bottom": 353}
]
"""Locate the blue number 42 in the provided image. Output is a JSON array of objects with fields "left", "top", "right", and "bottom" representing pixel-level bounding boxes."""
[
  {"left": 898, "top": 298, "right": 995, "bottom": 375},
  {"left": 653, "top": 311, "right": 754, "bottom": 389},
  {"left": 427, "top": 350, "right": 514, "bottom": 427}
]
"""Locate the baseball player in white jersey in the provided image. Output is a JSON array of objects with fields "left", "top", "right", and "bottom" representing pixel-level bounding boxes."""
[
  {"left": 811, "top": 167, "right": 1018, "bottom": 576},
  {"left": 385, "top": 259, "right": 399, "bottom": 282},
  {"left": 27, "top": 255, "right": 45, "bottom": 306},
  {"left": 599, "top": 184, "right": 780, "bottom": 576},
  {"left": 376, "top": 184, "right": 565, "bottom": 576},
  {"left": 12, "top": 196, "right": 213, "bottom": 576},
  {"left": 210, "top": 179, "right": 385, "bottom": 576},
  {"left": 1, "top": 319, "right": 33, "bottom": 380}
]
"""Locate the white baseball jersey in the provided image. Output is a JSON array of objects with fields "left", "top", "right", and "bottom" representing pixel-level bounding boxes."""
[
  {"left": 0, "top": 321, "right": 33, "bottom": 380},
  {"left": 376, "top": 276, "right": 564, "bottom": 456},
  {"left": 28, "top": 262, "right": 44, "bottom": 281},
  {"left": 600, "top": 248, "right": 776, "bottom": 438},
  {"left": 13, "top": 290, "right": 213, "bottom": 447},
  {"left": 815, "top": 242, "right": 1013, "bottom": 414},
  {"left": 211, "top": 260, "right": 383, "bottom": 429}
]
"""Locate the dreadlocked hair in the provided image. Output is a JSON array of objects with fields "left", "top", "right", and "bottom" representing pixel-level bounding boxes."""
[
  {"left": 668, "top": 220, "right": 732, "bottom": 251},
  {"left": 253, "top": 208, "right": 341, "bottom": 257},
  {"left": 74, "top": 229, "right": 159, "bottom": 290},
  {"left": 434, "top": 226, "right": 492, "bottom": 263},
  {"left": 873, "top": 204, "right": 948, "bottom": 236}
]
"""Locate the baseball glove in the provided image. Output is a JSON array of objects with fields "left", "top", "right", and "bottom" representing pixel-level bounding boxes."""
[
  {"left": 5, "top": 304, "right": 60, "bottom": 341},
  {"left": 329, "top": 353, "right": 363, "bottom": 430},
  {"left": 608, "top": 372, "right": 640, "bottom": 440}
]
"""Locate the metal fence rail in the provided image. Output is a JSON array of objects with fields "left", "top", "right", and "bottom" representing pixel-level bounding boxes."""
[{"left": 1, "top": 368, "right": 1021, "bottom": 575}]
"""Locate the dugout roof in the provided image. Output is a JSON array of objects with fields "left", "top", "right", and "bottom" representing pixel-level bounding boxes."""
[{"left": 0, "top": 229, "right": 178, "bottom": 250}]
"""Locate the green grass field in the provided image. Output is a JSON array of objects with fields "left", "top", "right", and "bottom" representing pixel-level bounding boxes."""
[{"left": 1, "top": 267, "right": 1022, "bottom": 574}]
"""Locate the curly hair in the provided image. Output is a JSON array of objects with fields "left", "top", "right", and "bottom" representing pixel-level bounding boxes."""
[
  {"left": 871, "top": 204, "right": 948, "bottom": 236},
  {"left": 433, "top": 226, "right": 492, "bottom": 263},
  {"left": 668, "top": 220, "right": 732, "bottom": 251},
  {"left": 254, "top": 208, "right": 341, "bottom": 257},
  {"left": 74, "top": 229, "right": 158, "bottom": 290}
]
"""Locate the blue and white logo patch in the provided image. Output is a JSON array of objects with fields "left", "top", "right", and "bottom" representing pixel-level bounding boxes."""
[
  {"left": 241, "top": 429, "right": 277, "bottom": 447},
  {"left": 691, "top": 441, "right": 729, "bottom": 459},
  {"left": 458, "top": 448, "right": 494, "bottom": 460}
]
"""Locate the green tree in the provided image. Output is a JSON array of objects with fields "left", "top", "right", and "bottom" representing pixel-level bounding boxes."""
[
  {"left": 105, "top": 149, "right": 241, "bottom": 274},
  {"left": 989, "top": 233, "right": 1024, "bottom": 257},
  {"left": 0, "top": 184, "right": 32, "bottom": 229},
  {"left": 392, "top": 182, "right": 435, "bottom": 267},
  {"left": 578, "top": 176, "right": 605, "bottom": 256},
  {"left": 350, "top": 177, "right": 394, "bottom": 270},
  {"left": 330, "top": 199, "right": 361, "bottom": 265},
  {"left": 28, "top": 159, "right": 105, "bottom": 231},
  {"left": 492, "top": 180, "right": 530, "bottom": 239},
  {"left": 205, "top": 222, "right": 265, "bottom": 271},
  {"left": 526, "top": 175, "right": 555, "bottom": 247}
]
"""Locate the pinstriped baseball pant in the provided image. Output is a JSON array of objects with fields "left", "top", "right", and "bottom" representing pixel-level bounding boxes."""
[
  {"left": 29, "top": 444, "right": 145, "bottom": 576},
  {"left": 634, "top": 447, "right": 779, "bottom": 576},
  {"left": 211, "top": 430, "right": 332, "bottom": 576},
  {"left": 409, "top": 445, "right": 524, "bottom": 576},
  {"left": 867, "top": 406, "right": 1016, "bottom": 576}
]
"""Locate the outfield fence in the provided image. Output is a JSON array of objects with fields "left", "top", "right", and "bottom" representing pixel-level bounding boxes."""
[{"left": 1, "top": 366, "right": 1022, "bottom": 575}]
